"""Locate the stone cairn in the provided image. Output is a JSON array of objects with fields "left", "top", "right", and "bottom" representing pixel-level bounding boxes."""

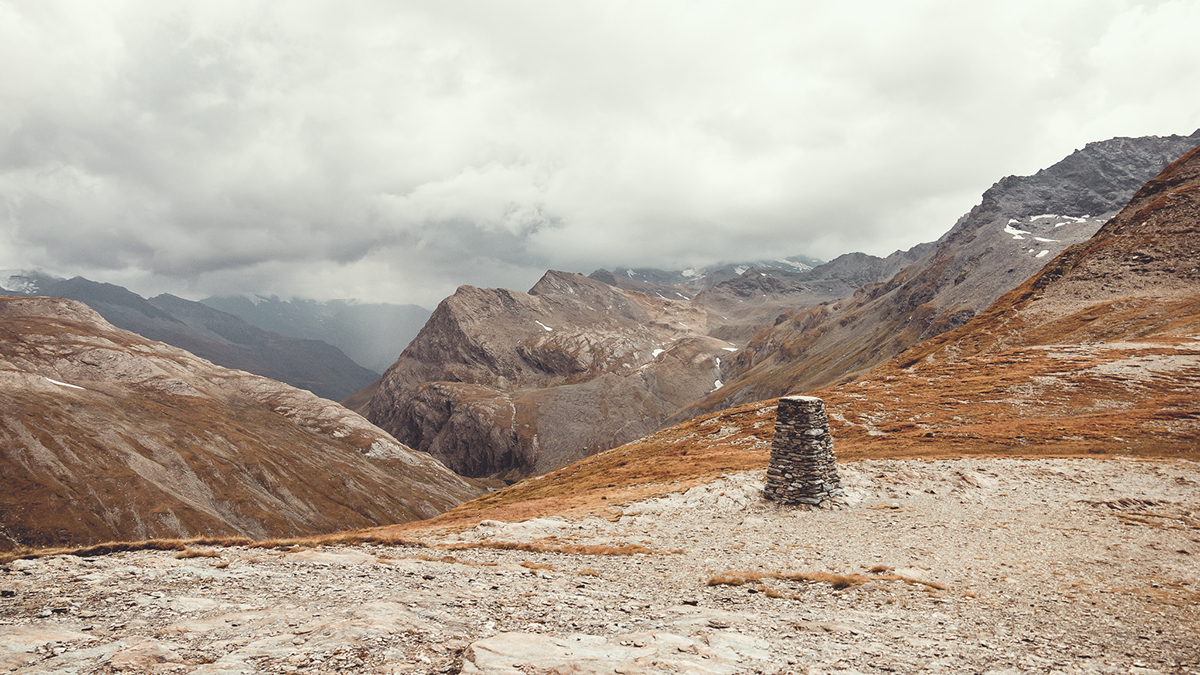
[{"left": 764, "top": 395, "right": 845, "bottom": 505}]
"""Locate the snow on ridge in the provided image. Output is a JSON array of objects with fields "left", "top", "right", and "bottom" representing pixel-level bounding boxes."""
[
  {"left": 1031, "top": 214, "right": 1058, "bottom": 221},
  {"left": 734, "top": 266, "right": 748, "bottom": 275},
  {"left": 1034, "top": 237, "right": 1059, "bottom": 243},
  {"left": 1036, "top": 250, "right": 1050, "bottom": 258},
  {"left": 44, "top": 377, "right": 85, "bottom": 390},
  {"left": 681, "top": 268, "right": 699, "bottom": 278},
  {"left": 535, "top": 321, "right": 553, "bottom": 332},
  {"left": 652, "top": 349, "right": 665, "bottom": 358},
  {"left": 1004, "top": 224, "right": 1030, "bottom": 239},
  {"left": 722, "top": 347, "right": 737, "bottom": 352},
  {"left": 775, "top": 259, "right": 812, "bottom": 271}
]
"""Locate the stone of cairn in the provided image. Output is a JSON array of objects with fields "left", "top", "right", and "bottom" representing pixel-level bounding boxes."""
[{"left": 764, "top": 395, "right": 845, "bottom": 505}]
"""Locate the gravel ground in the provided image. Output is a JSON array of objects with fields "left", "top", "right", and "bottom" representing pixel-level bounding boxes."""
[{"left": 2, "top": 457, "right": 1197, "bottom": 674}]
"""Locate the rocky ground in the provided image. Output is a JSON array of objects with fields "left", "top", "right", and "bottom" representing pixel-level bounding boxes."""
[{"left": 2, "top": 457, "right": 1198, "bottom": 674}]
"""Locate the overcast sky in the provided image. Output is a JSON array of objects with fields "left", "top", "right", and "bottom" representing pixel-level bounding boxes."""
[{"left": 1, "top": 1, "right": 1197, "bottom": 307}]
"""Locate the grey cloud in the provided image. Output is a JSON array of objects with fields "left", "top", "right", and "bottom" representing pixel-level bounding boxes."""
[{"left": 1, "top": 1, "right": 1198, "bottom": 307}]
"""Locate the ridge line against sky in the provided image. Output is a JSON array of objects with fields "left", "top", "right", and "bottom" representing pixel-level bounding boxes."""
[{"left": 2, "top": 0, "right": 1198, "bottom": 307}]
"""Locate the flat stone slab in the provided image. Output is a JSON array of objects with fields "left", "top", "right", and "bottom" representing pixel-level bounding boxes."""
[{"left": 461, "top": 630, "right": 773, "bottom": 674}]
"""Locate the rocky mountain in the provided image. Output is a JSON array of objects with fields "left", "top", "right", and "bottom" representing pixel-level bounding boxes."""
[
  {"left": 0, "top": 274, "right": 379, "bottom": 401},
  {"left": 591, "top": 255, "right": 825, "bottom": 293},
  {"left": 688, "top": 243, "right": 936, "bottom": 344},
  {"left": 200, "top": 295, "right": 431, "bottom": 374},
  {"left": 814, "top": 142, "right": 1200, "bottom": 456},
  {"left": 0, "top": 296, "right": 483, "bottom": 551},
  {"left": 367, "top": 131, "right": 1197, "bottom": 481},
  {"left": 674, "top": 129, "right": 1200, "bottom": 420},
  {"left": 365, "top": 271, "right": 739, "bottom": 479}
]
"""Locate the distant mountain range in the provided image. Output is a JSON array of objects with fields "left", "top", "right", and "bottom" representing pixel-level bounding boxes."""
[
  {"left": 0, "top": 273, "right": 379, "bottom": 401},
  {"left": 200, "top": 296, "right": 431, "bottom": 375},
  {"left": 591, "top": 255, "right": 825, "bottom": 294}
]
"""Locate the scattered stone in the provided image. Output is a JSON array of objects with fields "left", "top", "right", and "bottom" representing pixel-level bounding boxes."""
[{"left": 1, "top": 457, "right": 1196, "bottom": 673}]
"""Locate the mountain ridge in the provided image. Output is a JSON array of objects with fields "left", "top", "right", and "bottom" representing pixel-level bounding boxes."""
[
  {"left": 670, "top": 129, "right": 1200, "bottom": 421},
  {"left": 0, "top": 296, "right": 484, "bottom": 551},
  {"left": 1, "top": 273, "right": 378, "bottom": 401},
  {"left": 200, "top": 295, "right": 431, "bottom": 374}
]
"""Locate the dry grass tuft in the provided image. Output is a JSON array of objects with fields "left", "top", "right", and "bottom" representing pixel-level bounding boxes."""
[
  {"left": 410, "top": 554, "right": 465, "bottom": 565},
  {"left": 706, "top": 570, "right": 878, "bottom": 592},
  {"left": 520, "top": 561, "right": 555, "bottom": 572},
  {"left": 0, "top": 530, "right": 435, "bottom": 565},
  {"left": 439, "top": 541, "right": 659, "bottom": 556},
  {"left": 577, "top": 568, "right": 600, "bottom": 577},
  {"left": 868, "top": 565, "right": 894, "bottom": 574},
  {"left": 874, "top": 573, "right": 949, "bottom": 591},
  {"left": 0, "top": 536, "right": 261, "bottom": 564},
  {"left": 707, "top": 573, "right": 751, "bottom": 587},
  {"left": 175, "top": 548, "right": 220, "bottom": 559}
]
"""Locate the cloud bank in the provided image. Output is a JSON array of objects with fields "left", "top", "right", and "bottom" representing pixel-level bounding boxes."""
[{"left": 2, "top": 0, "right": 1198, "bottom": 306}]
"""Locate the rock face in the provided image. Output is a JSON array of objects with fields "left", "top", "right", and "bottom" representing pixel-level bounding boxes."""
[
  {"left": 1, "top": 274, "right": 379, "bottom": 401},
  {"left": 676, "top": 129, "right": 1200, "bottom": 418},
  {"left": 0, "top": 297, "right": 483, "bottom": 551},
  {"left": 367, "top": 271, "right": 736, "bottom": 478}
]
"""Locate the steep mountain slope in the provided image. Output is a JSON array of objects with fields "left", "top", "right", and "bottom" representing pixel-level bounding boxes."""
[
  {"left": 817, "top": 143, "right": 1200, "bottom": 456},
  {"left": 366, "top": 271, "right": 737, "bottom": 478},
  {"left": 0, "top": 274, "right": 379, "bottom": 401},
  {"left": 200, "top": 295, "right": 432, "bottom": 374},
  {"left": 676, "top": 130, "right": 1200, "bottom": 419},
  {"left": 0, "top": 297, "right": 483, "bottom": 551}
]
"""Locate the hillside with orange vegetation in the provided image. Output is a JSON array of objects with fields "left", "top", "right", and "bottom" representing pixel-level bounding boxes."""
[
  {"left": 825, "top": 145, "right": 1200, "bottom": 457},
  {"left": 672, "top": 130, "right": 1200, "bottom": 423},
  {"left": 0, "top": 297, "right": 483, "bottom": 551},
  {"left": 381, "top": 144, "right": 1200, "bottom": 533}
]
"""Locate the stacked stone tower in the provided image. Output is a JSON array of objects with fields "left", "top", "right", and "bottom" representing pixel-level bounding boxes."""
[{"left": 764, "top": 395, "right": 844, "bottom": 505}]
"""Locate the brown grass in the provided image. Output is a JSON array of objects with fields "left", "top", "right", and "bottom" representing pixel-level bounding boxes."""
[
  {"left": 577, "top": 568, "right": 600, "bottom": 577},
  {"left": 705, "top": 569, "right": 948, "bottom": 594},
  {"left": 175, "top": 548, "right": 220, "bottom": 559},
  {"left": 706, "top": 570, "right": 871, "bottom": 591},
  {"left": 438, "top": 541, "right": 660, "bottom": 556},
  {"left": 0, "top": 536, "right": 257, "bottom": 564},
  {"left": 0, "top": 531, "right": 431, "bottom": 565},
  {"left": 520, "top": 561, "right": 555, "bottom": 572}
]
